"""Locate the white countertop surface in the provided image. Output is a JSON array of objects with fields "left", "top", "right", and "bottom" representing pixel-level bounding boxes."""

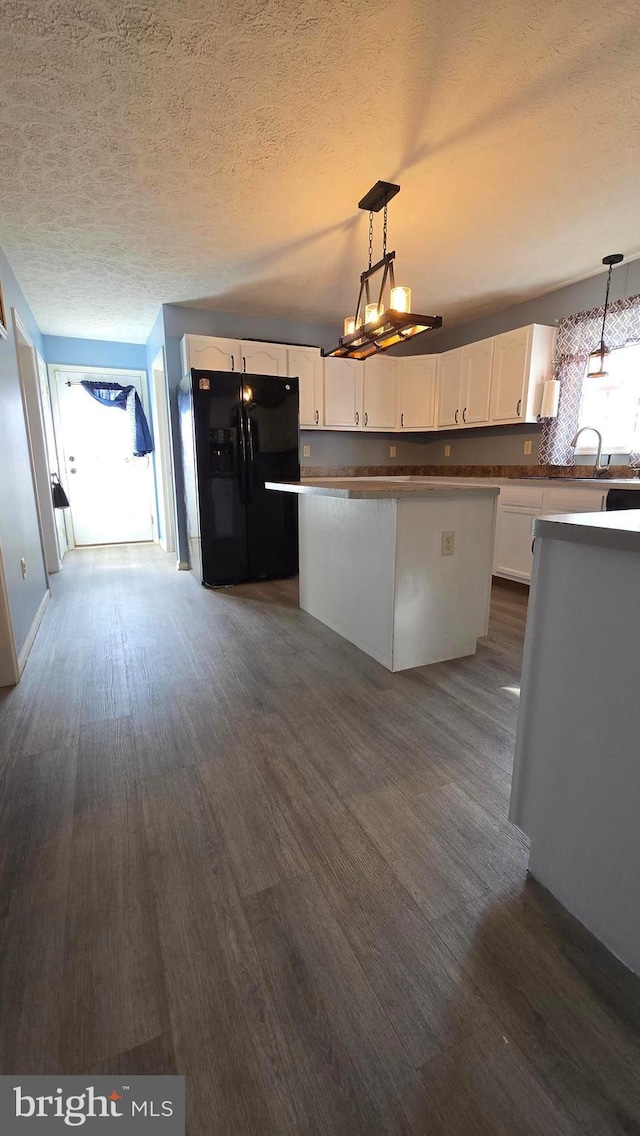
[
  {"left": 266, "top": 478, "right": 500, "bottom": 499},
  {"left": 534, "top": 510, "right": 640, "bottom": 553}
]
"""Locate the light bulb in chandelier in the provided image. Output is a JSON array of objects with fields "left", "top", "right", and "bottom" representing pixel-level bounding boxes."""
[
  {"left": 390, "top": 286, "right": 411, "bottom": 313},
  {"left": 365, "top": 303, "right": 381, "bottom": 325}
]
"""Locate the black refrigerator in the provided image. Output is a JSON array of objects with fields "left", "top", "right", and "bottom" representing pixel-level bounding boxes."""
[{"left": 178, "top": 369, "right": 299, "bottom": 587}]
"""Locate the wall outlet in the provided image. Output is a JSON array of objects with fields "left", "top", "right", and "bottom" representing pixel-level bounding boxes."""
[
  {"left": 389, "top": 445, "right": 397, "bottom": 458},
  {"left": 20, "top": 557, "right": 27, "bottom": 579},
  {"left": 302, "top": 444, "right": 311, "bottom": 458},
  {"left": 523, "top": 440, "right": 533, "bottom": 455},
  {"left": 441, "top": 530, "right": 455, "bottom": 556},
  {"left": 444, "top": 444, "right": 451, "bottom": 457}
]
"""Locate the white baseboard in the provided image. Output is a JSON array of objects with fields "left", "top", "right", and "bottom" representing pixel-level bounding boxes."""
[{"left": 17, "top": 589, "right": 50, "bottom": 674}]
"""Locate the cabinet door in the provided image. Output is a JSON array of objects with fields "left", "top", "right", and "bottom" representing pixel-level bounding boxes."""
[
  {"left": 240, "top": 341, "right": 288, "bottom": 376},
  {"left": 362, "top": 355, "right": 398, "bottom": 429},
  {"left": 490, "top": 327, "right": 531, "bottom": 422},
  {"left": 181, "top": 335, "right": 239, "bottom": 375},
  {"left": 437, "top": 348, "right": 464, "bottom": 427},
  {"left": 494, "top": 505, "right": 539, "bottom": 582},
  {"left": 288, "top": 346, "right": 323, "bottom": 427},
  {"left": 399, "top": 355, "right": 438, "bottom": 429},
  {"left": 323, "top": 358, "right": 363, "bottom": 428},
  {"left": 461, "top": 338, "right": 493, "bottom": 425}
]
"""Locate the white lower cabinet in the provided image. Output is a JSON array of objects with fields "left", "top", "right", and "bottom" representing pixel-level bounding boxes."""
[
  {"left": 323, "top": 357, "right": 363, "bottom": 428},
  {"left": 362, "top": 356, "right": 398, "bottom": 429},
  {"left": 288, "top": 346, "right": 323, "bottom": 427},
  {"left": 494, "top": 484, "right": 607, "bottom": 582},
  {"left": 493, "top": 487, "right": 544, "bottom": 582},
  {"left": 399, "top": 355, "right": 438, "bottom": 429}
]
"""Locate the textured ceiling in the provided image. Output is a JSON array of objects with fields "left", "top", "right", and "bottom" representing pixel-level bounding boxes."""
[{"left": 0, "top": 0, "right": 639, "bottom": 342}]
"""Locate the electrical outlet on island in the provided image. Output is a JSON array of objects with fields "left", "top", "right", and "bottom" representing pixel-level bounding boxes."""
[
  {"left": 523, "top": 440, "right": 533, "bottom": 455},
  {"left": 389, "top": 446, "right": 397, "bottom": 458},
  {"left": 444, "top": 444, "right": 451, "bottom": 457},
  {"left": 441, "top": 530, "right": 455, "bottom": 556}
]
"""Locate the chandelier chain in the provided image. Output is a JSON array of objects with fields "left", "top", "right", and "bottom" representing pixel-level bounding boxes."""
[
  {"left": 383, "top": 204, "right": 388, "bottom": 257},
  {"left": 368, "top": 210, "right": 373, "bottom": 269}
]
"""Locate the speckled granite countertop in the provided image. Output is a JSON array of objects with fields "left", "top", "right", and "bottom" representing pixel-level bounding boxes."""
[{"left": 266, "top": 478, "right": 499, "bottom": 500}]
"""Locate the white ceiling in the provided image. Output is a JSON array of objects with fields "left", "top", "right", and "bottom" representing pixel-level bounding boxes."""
[{"left": 0, "top": 0, "right": 639, "bottom": 343}]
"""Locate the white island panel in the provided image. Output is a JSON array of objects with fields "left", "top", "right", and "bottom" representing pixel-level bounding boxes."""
[
  {"left": 299, "top": 494, "right": 397, "bottom": 668},
  {"left": 511, "top": 511, "right": 640, "bottom": 974},
  {"left": 270, "top": 478, "right": 498, "bottom": 672}
]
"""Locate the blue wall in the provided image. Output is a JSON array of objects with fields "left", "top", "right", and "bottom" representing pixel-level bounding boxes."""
[
  {"left": 0, "top": 244, "right": 49, "bottom": 661},
  {"left": 43, "top": 335, "right": 147, "bottom": 370}
]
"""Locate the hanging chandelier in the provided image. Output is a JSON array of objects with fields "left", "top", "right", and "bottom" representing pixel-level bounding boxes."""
[
  {"left": 586, "top": 252, "right": 624, "bottom": 378},
  {"left": 323, "top": 181, "right": 442, "bottom": 359}
]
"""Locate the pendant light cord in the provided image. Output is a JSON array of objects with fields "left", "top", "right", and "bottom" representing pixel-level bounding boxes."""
[{"left": 599, "top": 264, "right": 613, "bottom": 352}]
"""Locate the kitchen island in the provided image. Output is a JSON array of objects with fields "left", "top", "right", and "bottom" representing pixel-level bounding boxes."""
[
  {"left": 510, "top": 509, "right": 640, "bottom": 974},
  {"left": 266, "top": 478, "right": 499, "bottom": 671}
]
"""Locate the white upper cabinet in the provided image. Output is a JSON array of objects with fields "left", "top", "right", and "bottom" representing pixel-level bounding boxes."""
[
  {"left": 399, "top": 355, "right": 438, "bottom": 430},
  {"left": 288, "top": 346, "right": 324, "bottom": 428},
  {"left": 240, "top": 340, "right": 288, "bottom": 376},
  {"left": 438, "top": 348, "right": 464, "bottom": 427},
  {"left": 181, "top": 335, "right": 240, "bottom": 375},
  {"left": 362, "top": 355, "right": 398, "bottom": 430},
  {"left": 323, "top": 357, "right": 363, "bottom": 428},
  {"left": 490, "top": 324, "right": 556, "bottom": 423},
  {"left": 460, "top": 337, "right": 493, "bottom": 425}
]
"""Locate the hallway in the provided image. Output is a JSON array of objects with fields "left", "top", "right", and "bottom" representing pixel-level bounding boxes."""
[{"left": 1, "top": 544, "right": 640, "bottom": 1134}]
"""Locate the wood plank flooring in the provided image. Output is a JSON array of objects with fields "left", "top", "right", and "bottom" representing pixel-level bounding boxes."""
[{"left": 2, "top": 543, "right": 640, "bottom": 1134}]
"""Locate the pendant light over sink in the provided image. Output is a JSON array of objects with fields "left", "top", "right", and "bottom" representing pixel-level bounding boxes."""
[
  {"left": 586, "top": 253, "right": 624, "bottom": 378},
  {"left": 323, "top": 181, "right": 442, "bottom": 360}
]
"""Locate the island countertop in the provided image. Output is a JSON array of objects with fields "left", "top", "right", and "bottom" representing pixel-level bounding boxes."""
[
  {"left": 266, "top": 477, "right": 500, "bottom": 499},
  {"left": 534, "top": 509, "right": 640, "bottom": 554}
]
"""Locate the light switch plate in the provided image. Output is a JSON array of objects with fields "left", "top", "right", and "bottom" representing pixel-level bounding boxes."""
[
  {"left": 389, "top": 446, "right": 397, "bottom": 458},
  {"left": 444, "top": 444, "right": 451, "bottom": 457},
  {"left": 302, "top": 444, "right": 311, "bottom": 458},
  {"left": 523, "top": 440, "right": 532, "bottom": 455}
]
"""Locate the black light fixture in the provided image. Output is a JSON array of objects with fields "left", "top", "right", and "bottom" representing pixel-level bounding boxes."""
[
  {"left": 323, "top": 181, "right": 442, "bottom": 359},
  {"left": 586, "top": 253, "right": 624, "bottom": 378}
]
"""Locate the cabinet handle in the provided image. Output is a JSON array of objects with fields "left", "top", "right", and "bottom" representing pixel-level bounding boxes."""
[
  {"left": 242, "top": 356, "right": 247, "bottom": 373},
  {"left": 355, "top": 411, "right": 359, "bottom": 426},
  {"left": 401, "top": 413, "right": 404, "bottom": 427},
  {"left": 455, "top": 409, "right": 459, "bottom": 424},
  {"left": 531, "top": 538, "right": 535, "bottom": 554},
  {"left": 315, "top": 410, "right": 319, "bottom": 425},
  {"left": 516, "top": 398, "right": 522, "bottom": 416},
  {"left": 364, "top": 411, "right": 368, "bottom": 426},
  {"left": 462, "top": 407, "right": 467, "bottom": 422},
  {"left": 231, "top": 355, "right": 235, "bottom": 371}
]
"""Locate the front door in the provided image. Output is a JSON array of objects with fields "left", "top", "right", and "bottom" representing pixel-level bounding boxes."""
[{"left": 54, "top": 369, "right": 154, "bottom": 546}]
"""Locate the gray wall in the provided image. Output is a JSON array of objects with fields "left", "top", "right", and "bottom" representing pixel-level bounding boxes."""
[
  {"left": 301, "top": 423, "right": 543, "bottom": 468},
  {"left": 395, "top": 257, "right": 640, "bottom": 355},
  {"left": 0, "top": 244, "right": 49, "bottom": 660}
]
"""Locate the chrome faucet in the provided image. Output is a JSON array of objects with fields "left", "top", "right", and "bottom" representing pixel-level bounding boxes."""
[{"left": 570, "top": 426, "right": 608, "bottom": 474}]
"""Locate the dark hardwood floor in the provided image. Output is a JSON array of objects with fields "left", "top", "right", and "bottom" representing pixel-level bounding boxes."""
[{"left": 2, "top": 544, "right": 640, "bottom": 1134}]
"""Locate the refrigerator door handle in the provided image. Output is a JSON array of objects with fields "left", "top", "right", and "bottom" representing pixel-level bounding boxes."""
[
  {"left": 244, "top": 409, "right": 256, "bottom": 502},
  {"left": 237, "top": 405, "right": 248, "bottom": 505}
]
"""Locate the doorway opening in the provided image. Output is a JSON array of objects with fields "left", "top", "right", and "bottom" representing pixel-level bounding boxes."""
[{"left": 49, "top": 365, "right": 156, "bottom": 548}]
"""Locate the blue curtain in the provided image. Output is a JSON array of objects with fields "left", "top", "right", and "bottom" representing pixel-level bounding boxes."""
[{"left": 80, "top": 381, "right": 154, "bottom": 457}]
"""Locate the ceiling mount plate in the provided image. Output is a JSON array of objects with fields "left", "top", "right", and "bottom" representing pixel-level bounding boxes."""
[
  {"left": 602, "top": 253, "right": 624, "bottom": 266},
  {"left": 358, "top": 181, "right": 401, "bottom": 213}
]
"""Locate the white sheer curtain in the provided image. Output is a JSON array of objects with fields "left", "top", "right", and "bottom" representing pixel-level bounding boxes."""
[{"left": 538, "top": 294, "right": 640, "bottom": 468}]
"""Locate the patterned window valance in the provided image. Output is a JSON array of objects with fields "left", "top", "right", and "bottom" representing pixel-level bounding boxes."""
[{"left": 538, "top": 293, "right": 640, "bottom": 466}]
